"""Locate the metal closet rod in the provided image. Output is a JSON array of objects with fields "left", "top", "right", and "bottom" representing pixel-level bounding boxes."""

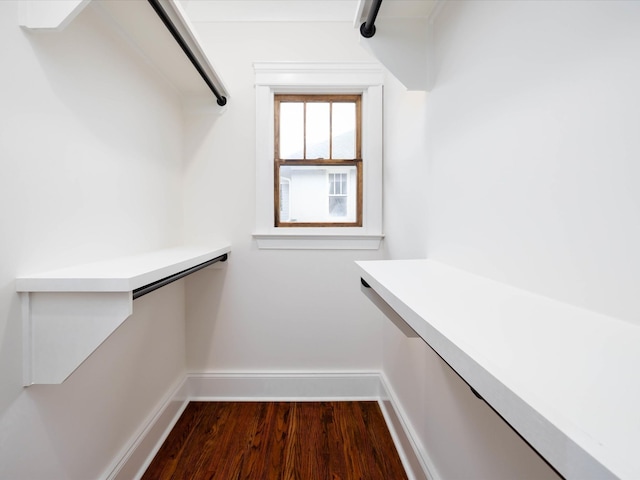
[
  {"left": 147, "top": 0, "right": 228, "bottom": 106},
  {"left": 360, "top": 0, "right": 383, "bottom": 38},
  {"left": 133, "top": 253, "right": 228, "bottom": 300}
]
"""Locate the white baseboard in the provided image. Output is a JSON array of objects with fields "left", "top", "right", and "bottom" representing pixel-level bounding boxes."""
[
  {"left": 186, "top": 371, "right": 383, "bottom": 400},
  {"left": 107, "top": 371, "right": 435, "bottom": 480},
  {"left": 378, "top": 373, "right": 442, "bottom": 480},
  {"left": 104, "top": 376, "right": 190, "bottom": 480}
]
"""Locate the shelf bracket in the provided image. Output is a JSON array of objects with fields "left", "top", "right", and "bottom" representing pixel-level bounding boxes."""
[
  {"left": 17, "top": 245, "right": 231, "bottom": 386},
  {"left": 22, "top": 291, "right": 132, "bottom": 386}
]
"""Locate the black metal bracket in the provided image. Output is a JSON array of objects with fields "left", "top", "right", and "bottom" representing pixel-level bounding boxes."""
[
  {"left": 361, "top": 277, "right": 371, "bottom": 288},
  {"left": 469, "top": 386, "right": 484, "bottom": 400},
  {"left": 147, "top": 0, "right": 227, "bottom": 106},
  {"left": 133, "top": 253, "right": 228, "bottom": 300}
]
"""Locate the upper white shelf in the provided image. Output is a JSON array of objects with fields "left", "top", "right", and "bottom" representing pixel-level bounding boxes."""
[
  {"left": 17, "top": 244, "right": 230, "bottom": 386},
  {"left": 354, "top": 0, "right": 440, "bottom": 90},
  {"left": 16, "top": 245, "right": 230, "bottom": 294},
  {"left": 19, "top": 0, "right": 228, "bottom": 103},
  {"left": 356, "top": 258, "right": 640, "bottom": 480}
]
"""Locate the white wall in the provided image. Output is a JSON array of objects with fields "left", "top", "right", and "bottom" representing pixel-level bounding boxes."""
[
  {"left": 182, "top": 20, "right": 386, "bottom": 374},
  {"left": 383, "top": 68, "right": 558, "bottom": 480},
  {"left": 382, "top": 1, "right": 640, "bottom": 479},
  {"left": 4, "top": 1, "right": 633, "bottom": 478},
  {"left": 427, "top": 0, "right": 640, "bottom": 324},
  {"left": 0, "top": 2, "right": 187, "bottom": 478}
]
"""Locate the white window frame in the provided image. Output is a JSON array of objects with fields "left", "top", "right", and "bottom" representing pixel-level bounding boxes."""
[{"left": 253, "top": 62, "right": 384, "bottom": 250}]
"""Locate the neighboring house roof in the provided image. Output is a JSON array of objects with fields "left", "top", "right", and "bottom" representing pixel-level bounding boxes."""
[{"left": 286, "top": 130, "right": 356, "bottom": 160}]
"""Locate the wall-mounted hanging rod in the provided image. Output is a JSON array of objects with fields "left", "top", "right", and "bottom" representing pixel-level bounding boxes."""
[
  {"left": 360, "top": 0, "right": 383, "bottom": 38},
  {"left": 147, "top": 0, "right": 228, "bottom": 106},
  {"left": 133, "top": 253, "right": 228, "bottom": 299}
]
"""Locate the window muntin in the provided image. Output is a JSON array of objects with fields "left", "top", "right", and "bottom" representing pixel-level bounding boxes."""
[{"left": 274, "top": 94, "right": 362, "bottom": 227}]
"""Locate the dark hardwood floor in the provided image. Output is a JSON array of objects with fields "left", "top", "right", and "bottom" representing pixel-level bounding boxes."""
[{"left": 142, "top": 401, "right": 408, "bottom": 480}]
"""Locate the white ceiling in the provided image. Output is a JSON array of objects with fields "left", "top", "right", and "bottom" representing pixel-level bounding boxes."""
[
  {"left": 181, "top": 0, "right": 359, "bottom": 23},
  {"left": 180, "top": 0, "right": 438, "bottom": 23}
]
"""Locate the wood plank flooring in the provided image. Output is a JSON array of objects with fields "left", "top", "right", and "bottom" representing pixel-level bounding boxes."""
[{"left": 142, "top": 401, "right": 408, "bottom": 480}]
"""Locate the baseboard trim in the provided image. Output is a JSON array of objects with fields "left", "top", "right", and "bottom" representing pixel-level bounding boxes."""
[
  {"left": 378, "top": 373, "right": 442, "bottom": 480},
  {"left": 105, "top": 376, "right": 190, "bottom": 480},
  {"left": 186, "top": 371, "right": 383, "bottom": 400},
  {"left": 107, "top": 371, "right": 435, "bottom": 480}
]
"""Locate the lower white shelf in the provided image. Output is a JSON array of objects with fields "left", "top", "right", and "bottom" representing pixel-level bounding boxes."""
[
  {"left": 356, "top": 258, "right": 640, "bottom": 480},
  {"left": 16, "top": 244, "right": 230, "bottom": 386}
]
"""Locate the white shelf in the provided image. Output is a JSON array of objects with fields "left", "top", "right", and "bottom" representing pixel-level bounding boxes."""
[
  {"left": 19, "top": 0, "right": 228, "bottom": 103},
  {"left": 16, "top": 245, "right": 230, "bottom": 293},
  {"left": 356, "top": 259, "right": 640, "bottom": 480},
  {"left": 17, "top": 244, "right": 231, "bottom": 386},
  {"left": 354, "top": 0, "right": 440, "bottom": 91}
]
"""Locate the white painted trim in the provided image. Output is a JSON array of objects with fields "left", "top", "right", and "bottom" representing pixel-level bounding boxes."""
[
  {"left": 379, "top": 372, "right": 442, "bottom": 480},
  {"left": 254, "top": 62, "right": 384, "bottom": 250},
  {"left": 104, "top": 376, "right": 190, "bottom": 480},
  {"left": 254, "top": 62, "right": 385, "bottom": 87},
  {"left": 106, "top": 372, "right": 432, "bottom": 480},
  {"left": 186, "top": 371, "right": 383, "bottom": 400},
  {"left": 253, "top": 233, "right": 384, "bottom": 250}
]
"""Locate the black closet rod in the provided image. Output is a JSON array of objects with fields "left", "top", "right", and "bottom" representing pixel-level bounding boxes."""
[
  {"left": 133, "top": 253, "right": 228, "bottom": 300},
  {"left": 147, "top": 0, "right": 227, "bottom": 106},
  {"left": 360, "top": 0, "right": 383, "bottom": 38}
]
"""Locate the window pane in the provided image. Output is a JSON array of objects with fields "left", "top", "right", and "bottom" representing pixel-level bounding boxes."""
[
  {"left": 279, "top": 103, "right": 304, "bottom": 159},
  {"left": 279, "top": 165, "right": 356, "bottom": 223},
  {"left": 329, "top": 197, "right": 347, "bottom": 217},
  {"left": 329, "top": 172, "right": 347, "bottom": 195},
  {"left": 332, "top": 102, "right": 356, "bottom": 159},
  {"left": 306, "top": 102, "right": 330, "bottom": 159}
]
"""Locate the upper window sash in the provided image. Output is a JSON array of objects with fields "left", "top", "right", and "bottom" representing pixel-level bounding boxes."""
[{"left": 275, "top": 94, "right": 361, "bottom": 161}]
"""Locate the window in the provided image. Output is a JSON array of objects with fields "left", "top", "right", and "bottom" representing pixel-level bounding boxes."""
[
  {"left": 329, "top": 172, "right": 348, "bottom": 217},
  {"left": 254, "top": 63, "right": 384, "bottom": 250},
  {"left": 275, "top": 95, "right": 361, "bottom": 227}
]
